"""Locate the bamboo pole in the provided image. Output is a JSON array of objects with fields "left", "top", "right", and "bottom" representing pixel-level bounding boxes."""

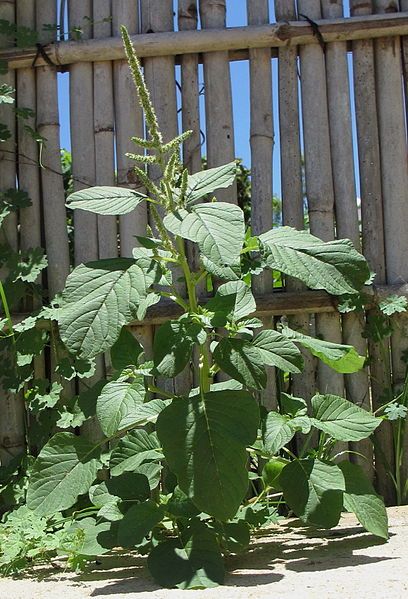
[
  {"left": 248, "top": 0, "right": 276, "bottom": 411},
  {"left": 178, "top": 1, "right": 206, "bottom": 383},
  {"left": 178, "top": 0, "right": 201, "bottom": 176},
  {"left": 93, "top": 0, "right": 117, "bottom": 259},
  {"left": 373, "top": 0, "right": 408, "bottom": 500},
  {"left": 401, "top": 1, "right": 408, "bottom": 129},
  {"left": 297, "top": 0, "right": 345, "bottom": 402},
  {"left": 0, "top": 0, "right": 25, "bottom": 466},
  {"left": 199, "top": 0, "right": 237, "bottom": 203},
  {"left": 36, "top": 0, "right": 70, "bottom": 298},
  {"left": 68, "top": 0, "right": 104, "bottom": 444},
  {"left": 140, "top": 0, "right": 190, "bottom": 395},
  {"left": 4, "top": 14, "right": 408, "bottom": 70},
  {"left": 275, "top": 0, "right": 316, "bottom": 421},
  {"left": 321, "top": 0, "right": 372, "bottom": 479},
  {"left": 350, "top": 0, "right": 394, "bottom": 502},
  {"left": 69, "top": 0, "right": 98, "bottom": 265},
  {"left": 113, "top": 0, "right": 153, "bottom": 359},
  {"left": 112, "top": 1, "right": 147, "bottom": 257},
  {"left": 16, "top": 0, "right": 41, "bottom": 268}
]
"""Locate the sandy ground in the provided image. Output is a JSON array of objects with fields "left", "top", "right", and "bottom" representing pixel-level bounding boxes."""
[{"left": 0, "top": 506, "right": 407, "bottom": 599}]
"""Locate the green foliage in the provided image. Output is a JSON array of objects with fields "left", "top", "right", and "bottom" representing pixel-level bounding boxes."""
[{"left": 0, "top": 26, "right": 390, "bottom": 589}]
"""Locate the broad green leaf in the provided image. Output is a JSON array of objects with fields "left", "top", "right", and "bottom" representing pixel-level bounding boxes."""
[
  {"left": 96, "top": 379, "right": 146, "bottom": 437},
  {"left": 180, "top": 203, "right": 245, "bottom": 267},
  {"left": 280, "top": 459, "right": 345, "bottom": 528},
  {"left": 262, "top": 412, "right": 296, "bottom": 455},
  {"left": 163, "top": 209, "right": 189, "bottom": 236},
  {"left": 311, "top": 394, "right": 381, "bottom": 442},
  {"left": 252, "top": 330, "right": 304, "bottom": 373},
  {"left": 201, "top": 255, "right": 241, "bottom": 281},
  {"left": 66, "top": 186, "right": 146, "bottom": 215},
  {"left": 110, "top": 430, "right": 163, "bottom": 476},
  {"left": 110, "top": 327, "right": 143, "bottom": 370},
  {"left": 117, "top": 500, "right": 164, "bottom": 548},
  {"left": 153, "top": 319, "right": 206, "bottom": 377},
  {"left": 213, "top": 337, "right": 266, "bottom": 389},
  {"left": 59, "top": 259, "right": 158, "bottom": 359},
  {"left": 280, "top": 393, "right": 308, "bottom": 417},
  {"left": 338, "top": 461, "right": 388, "bottom": 539},
  {"left": 282, "top": 326, "right": 365, "bottom": 374},
  {"left": 184, "top": 161, "right": 237, "bottom": 205},
  {"left": 90, "top": 472, "right": 151, "bottom": 512},
  {"left": 147, "top": 527, "right": 225, "bottom": 589},
  {"left": 217, "top": 521, "right": 250, "bottom": 554},
  {"left": 205, "top": 280, "right": 256, "bottom": 322},
  {"left": 157, "top": 390, "right": 259, "bottom": 520},
  {"left": 259, "top": 227, "right": 370, "bottom": 295},
  {"left": 165, "top": 487, "right": 200, "bottom": 518},
  {"left": 136, "top": 462, "right": 162, "bottom": 490},
  {"left": 68, "top": 518, "right": 111, "bottom": 556},
  {"left": 27, "top": 433, "right": 100, "bottom": 516}
]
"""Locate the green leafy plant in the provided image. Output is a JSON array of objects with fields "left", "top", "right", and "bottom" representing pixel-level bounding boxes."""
[{"left": 0, "top": 28, "right": 389, "bottom": 588}]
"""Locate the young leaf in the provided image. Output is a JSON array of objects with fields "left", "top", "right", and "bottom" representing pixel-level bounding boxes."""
[
  {"left": 213, "top": 338, "right": 267, "bottom": 390},
  {"left": 252, "top": 330, "right": 304, "bottom": 373},
  {"left": 67, "top": 518, "right": 111, "bottom": 556},
  {"left": 179, "top": 203, "right": 245, "bottom": 267},
  {"left": 259, "top": 227, "right": 370, "bottom": 296},
  {"left": 26, "top": 433, "right": 100, "bottom": 516},
  {"left": 117, "top": 500, "right": 164, "bottom": 548},
  {"left": 96, "top": 379, "right": 146, "bottom": 437},
  {"left": 153, "top": 319, "right": 206, "bottom": 378},
  {"left": 157, "top": 390, "right": 259, "bottom": 521},
  {"left": 110, "top": 327, "right": 143, "bottom": 370},
  {"left": 338, "top": 461, "right": 388, "bottom": 539},
  {"left": 66, "top": 186, "right": 146, "bottom": 215},
  {"left": 281, "top": 326, "right": 365, "bottom": 374},
  {"left": 205, "top": 280, "right": 256, "bottom": 322},
  {"left": 181, "top": 162, "right": 237, "bottom": 206},
  {"left": 147, "top": 526, "right": 225, "bottom": 589},
  {"left": 110, "top": 430, "right": 163, "bottom": 476},
  {"left": 59, "top": 259, "right": 158, "bottom": 359},
  {"left": 262, "top": 412, "right": 296, "bottom": 455},
  {"left": 280, "top": 459, "right": 345, "bottom": 528},
  {"left": 311, "top": 394, "right": 381, "bottom": 442}
]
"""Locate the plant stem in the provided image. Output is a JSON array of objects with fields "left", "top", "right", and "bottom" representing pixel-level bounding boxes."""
[{"left": 0, "top": 280, "right": 15, "bottom": 344}]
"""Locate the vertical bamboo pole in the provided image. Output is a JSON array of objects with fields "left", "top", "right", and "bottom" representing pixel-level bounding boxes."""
[
  {"left": 113, "top": 0, "right": 147, "bottom": 257},
  {"left": 36, "top": 0, "right": 70, "bottom": 298},
  {"left": 321, "top": 0, "right": 372, "bottom": 478},
  {"left": 16, "top": 0, "right": 41, "bottom": 270},
  {"left": 178, "top": 0, "right": 201, "bottom": 176},
  {"left": 68, "top": 1, "right": 104, "bottom": 443},
  {"left": 401, "top": 0, "right": 408, "bottom": 127},
  {"left": 373, "top": 0, "right": 408, "bottom": 498},
  {"left": 297, "top": 0, "right": 344, "bottom": 401},
  {"left": 93, "top": 0, "right": 117, "bottom": 259},
  {"left": 178, "top": 0, "right": 206, "bottom": 385},
  {"left": 247, "top": 0, "right": 276, "bottom": 411},
  {"left": 140, "top": 0, "right": 190, "bottom": 395},
  {"left": 274, "top": 0, "right": 316, "bottom": 422},
  {"left": 113, "top": 0, "right": 153, "bottom": 358},
  {"left": 17, "top": 1, "right": 45, "bottom": 447},
  {"left": 0, "top": 0, "right": 25, "bottom": 466},
  {"left": 199, "top": 0, "right": 237, "bottom": 203},
  {"left": 68, "top": 0, "right": 98, "bottom": 265},
  {"left": 350, "top": 0, "right": 394, "bottom": 502}
]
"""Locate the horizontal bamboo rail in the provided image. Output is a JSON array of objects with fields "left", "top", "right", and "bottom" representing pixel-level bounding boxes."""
[
  {"left": 2, "top": 13, "right": 408, "bottom": 70},
  {"left": 9, "top": 285, "right": 408, "bottom": 328}
]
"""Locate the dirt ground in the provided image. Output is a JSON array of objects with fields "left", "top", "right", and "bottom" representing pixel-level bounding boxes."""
[{"left": 0, "top": 506, "right": 407, "bottom": 599}]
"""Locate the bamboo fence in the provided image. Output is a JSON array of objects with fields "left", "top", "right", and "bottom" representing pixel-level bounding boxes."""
[{"left": 1, "top": 0, "right": 408, "bottom": 503}]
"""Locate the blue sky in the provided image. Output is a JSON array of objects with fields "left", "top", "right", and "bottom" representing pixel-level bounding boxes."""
[{"left": 57, "top": 0, "right": 354, "bottom": 199}]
